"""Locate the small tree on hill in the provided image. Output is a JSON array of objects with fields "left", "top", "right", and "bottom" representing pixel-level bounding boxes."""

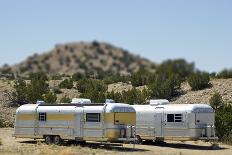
[
  {"left": 209, "top": 92, "right": 224, "bottom": 110},
  {"left": 43, "top": 91, "right": 57, "bottom": 104},
  {"left": 187, "top": 72, "right": 210, "bottom": 90}
]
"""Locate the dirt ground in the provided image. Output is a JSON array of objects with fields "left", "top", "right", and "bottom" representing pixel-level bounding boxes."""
[{"left": 0, "top": 128, "right": 232, "bottom": 155}]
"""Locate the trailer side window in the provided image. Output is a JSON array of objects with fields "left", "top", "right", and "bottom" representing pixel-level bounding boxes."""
[
  {"left": 167, "top": 114, "right": 182, "bottom": 122},
  {"left": 39, "top": 112, "right": 46, "bottom": 121},
  {"left": 86, "top": 113, "right": 101, "bottom": 122},
  {"left": 167, "top": 114, "right": 174, "bottom": 122}
]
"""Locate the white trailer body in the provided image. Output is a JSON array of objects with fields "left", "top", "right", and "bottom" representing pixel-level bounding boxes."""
[
  {"left": 133, "top": 102, "right": 218, "bottom": 141},
  {"left": 14, "top": 103, "right": 136, "bottom": 143}
]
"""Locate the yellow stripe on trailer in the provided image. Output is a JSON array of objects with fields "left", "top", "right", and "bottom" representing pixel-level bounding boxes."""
[
  {"left": 47, "top": 114, "right": 75, "bottom": 121},
  {"left": 17, "top": 114, "right": 35, "bottom": 120}
]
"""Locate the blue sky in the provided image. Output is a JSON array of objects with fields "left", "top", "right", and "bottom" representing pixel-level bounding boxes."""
[{"left": 0, "top": 0, "right": 231, "bottom": 72}]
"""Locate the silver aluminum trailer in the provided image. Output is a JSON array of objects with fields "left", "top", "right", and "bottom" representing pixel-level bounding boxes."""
[
  {"left": 132, "top": 100, "right": 218, "bottom": 143},
  {"left": 13, "top": 103, "right": 136, "bottom": 144}
]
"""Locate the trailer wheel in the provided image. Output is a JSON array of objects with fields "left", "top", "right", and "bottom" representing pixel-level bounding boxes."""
[
  {"left": 135, "top": 135, "right": 142, "bottom": 144},
  {"left": 44, "top": 136, "right": 53, "bottom": 145},
  {"left": 54, "top": 135, "right": 62, "bottom": 145}
]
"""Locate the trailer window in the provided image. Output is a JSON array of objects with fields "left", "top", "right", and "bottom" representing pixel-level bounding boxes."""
[
  {"left": 86, "top": 113, "right": 101, "bottom": 122},
  {"left": 167, "top": 114, "right": 182, "bottom": 122},
  {"left": 39, "top": 112, "right": 47, "bottom": 121}
]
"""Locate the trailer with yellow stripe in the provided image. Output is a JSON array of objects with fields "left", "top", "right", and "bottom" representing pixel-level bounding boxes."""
[{"left": 13, "top": 103, "right": 136, "bottom": 144}]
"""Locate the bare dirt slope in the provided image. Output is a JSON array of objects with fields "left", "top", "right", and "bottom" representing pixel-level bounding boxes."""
[
  {"left": 0, "top": 128, "right": 231, "bottom": 155},
  {"left": 172, "top": 78, "right": 232, "bottom": 104}
]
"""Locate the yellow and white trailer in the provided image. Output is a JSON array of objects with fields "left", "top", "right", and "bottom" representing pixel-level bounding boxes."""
[{"left": 13, "top": 103, "right": 136, "bottom": 144}]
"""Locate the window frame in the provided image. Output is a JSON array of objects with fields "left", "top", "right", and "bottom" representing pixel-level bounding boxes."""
[
  {"left": 167, "top": 114, "right": 183, "bottom": 122},
  {"left": 39, "top": 112, "right": 47, "bottom": 121},
  {"left": 86, "top": 113, "right": 101, "bottom": 122}
]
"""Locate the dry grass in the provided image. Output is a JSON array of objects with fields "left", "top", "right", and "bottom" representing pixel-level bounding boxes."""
[{"left": 0, "top": 128, "right": 232, "bottom": 155}]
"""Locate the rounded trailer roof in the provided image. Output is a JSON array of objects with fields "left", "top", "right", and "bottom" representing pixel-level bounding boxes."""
[
  {"left": 16, "top": 104, "right": 38, "bottom": 113},
  {"left": 105, "top": 103, "right": 135, "bottom": 113},
  {"left": 133, "top": 103, "right": 214, "bottom": 113}
]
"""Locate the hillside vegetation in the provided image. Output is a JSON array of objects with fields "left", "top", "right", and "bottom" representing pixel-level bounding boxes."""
[{"left": 0, "top": 41, "right": 156, "bottom": 76}]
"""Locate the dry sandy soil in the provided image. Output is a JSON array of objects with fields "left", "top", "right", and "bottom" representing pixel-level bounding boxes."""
[{"left": 0, "top": 128, "right": 231, "bottom": 155}]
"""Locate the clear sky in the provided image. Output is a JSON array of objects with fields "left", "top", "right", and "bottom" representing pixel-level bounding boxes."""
[{"left": 0, "top": 0, "right": 231, "bottom": 72}]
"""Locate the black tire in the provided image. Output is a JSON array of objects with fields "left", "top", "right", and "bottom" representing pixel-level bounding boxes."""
[
  {"left": 44, "top": 135, "right": 53, "bottom": 145},
  {"left": 54, "top": 135, "right": 62, "bottom": 145},
  {"left": 135, "top": 135, "right": 142, "bottom": 144}
]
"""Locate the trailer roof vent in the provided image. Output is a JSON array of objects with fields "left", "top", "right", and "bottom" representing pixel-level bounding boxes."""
[
  {"left": 71, "top": 98, "right": 92, "bottom": 104},
  {"left": 105, "top": 99, "right": 115, "bottom": 103},
  {"left": 150, "top": 99, "right": 169, "bottom": 106}
]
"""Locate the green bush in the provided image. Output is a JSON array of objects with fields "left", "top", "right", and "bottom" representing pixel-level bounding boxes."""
[
  {"left": 148, "top": 74, "right": 180, "bottom": 99},
  {"left": 187, "top": 72, "right": 210, "bottom": 90},
  {"left": 121, "top": 88, "right": 149, "bottom": 104},
  {"left": 60, "top": 96, "right": 71, "bottom": 103},
  {"left": 43, "top": 91, "right": 57, "bottom": 104},
  {"left": 77, "top": 78, "right": 106, "bottom": 93},
  {"left": 51, "top": 74, "right": 62, "bottom": 80},
  {"left": 156, "top": 59, "right": 195, "bottom": 80},
  {"left": 27, "top": 78, "right": 49, "bottom": 102},
  {"left": 215, "top": 104, "right": 232, "bottom": 142},
  {"left": 217, "top": 69, "right": 232, "bottom": 79},
  {"left": 52, "top": 87, "right": 62, "bottom": 94},
  {"left": 59, "top": 79, "right": 73, "bottom": 89},
  {"left": 103, "top": 74, "right": 130, "bottom": 84},
  {"left": 77, "top": 78, "right": 107, "bottom": 103},
  {"left": 106, "top": 88, "right": 150, "bottom": 105},
  {"left": 130, "top": 69, "right": 154, "bottom": 87},
  {"left": 14, "top": 79, "right": 27, "bottom": 102},
  {"left": 72, "top": 72, "right": 85, "bottom": 81},
  {"left": 209, "top": 92, "right": 224, "bottom": 110}
]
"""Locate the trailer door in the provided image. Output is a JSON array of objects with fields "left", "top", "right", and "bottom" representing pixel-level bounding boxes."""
[
  {"left": 73, "top": 107, "right": 83, "bottom": 137},
  {"left": 83, "top": 112, "right": 103, "bottom": 137},
  {"left": 154, "top": 108, "right": 164, "bottom": 137}
]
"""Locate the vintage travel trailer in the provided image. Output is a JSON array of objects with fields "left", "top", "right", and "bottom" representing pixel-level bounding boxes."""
[
  {"left": 13, "top": 102, "right": 136, "bottom": 144},
  {"left": 132, "top": 100, "right": 218, "bottom": 143}
]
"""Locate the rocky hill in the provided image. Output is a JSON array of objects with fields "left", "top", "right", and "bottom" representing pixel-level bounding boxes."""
[{"left": 0, "top": 41, "right": 156, "bottom": 76}]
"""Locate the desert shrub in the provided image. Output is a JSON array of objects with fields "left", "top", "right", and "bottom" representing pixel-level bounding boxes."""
[
  {"left": 80, "top": 89, "right": 106, "bottom": 103},
  {"left": 27, "top": 77, "right": 49, "bottom": 102},
  {"left": 52, "top": 87, "right": 62, "bottom": 94},
  {"left": 215, "top": 104, "right": 232, "bottom": 142},
  {"left": 43, "top": 91, "right": 57, "bottom": 104},
  {"left": 106, "top": 91, "right": 123, "bottom": 103},
  {"left": 103, "top": 74, "right": 130, "bottom": 84},
  {"left": 77, "top": 78, "right": 106, "bottom": 93},
  {"left": 187, "top": 72, "right": 210, "bottom": 90},
  {"left": 217, "top": 69, "right": 232, "bottom": 79},
  {"left": 156, "top": 59, "right": 195, "bottom": 80},
  {"left": 209, "top": 92, "right": 224, "bottom": 110},
  {"left": 106, "top": 88, "right": 150, "bottom": 104},
  {"left": 51, "top": 74, "right": 62, "bottom": 80},
  {"left": 0, "top": 115, "right": 4, "bottom": 127},
  {"left": 121, "top": 88, "right": 149, "bottom": 104},
  {"left": 13, "top": 73, "right": 50, "bottom": 104},
  {"left": 78, "top": 78, "right": 107, "bottom": 103},
  {"left": 59, "top": 79, "right": 73, "bottom": 89},
  {"left": 0, "top": 138, "right": 2, "bottom": 145},
  {"left": 130, "top": 69, "right": 154, "bottom": 87},
  {"left": 148, "top": 74, "right": 180, "bottom": 99},
  {"left": 14, "top": 79, "right": 27, "bottom": 101},
  {"left": 72, "top": 72, "right": 85, "bottom": 81},
  {"left": 60, "top": 96, "right": 71, "bottom": 103}
]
